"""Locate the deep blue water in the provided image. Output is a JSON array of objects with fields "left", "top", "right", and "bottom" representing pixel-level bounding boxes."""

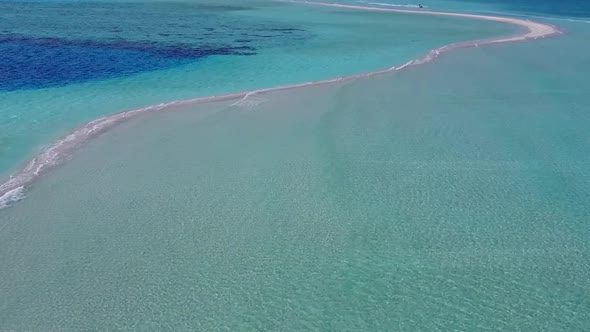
[
  {"left": 0, "top": 36, "right": 258, "bottom": 91},
  {"left": 0, "top": 1, "right": 309, "bottom": 91}
]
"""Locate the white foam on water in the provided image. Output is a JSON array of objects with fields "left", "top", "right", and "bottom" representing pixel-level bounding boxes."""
[{"left": 0, "top": 186, "right": 26, "bottom": 210}]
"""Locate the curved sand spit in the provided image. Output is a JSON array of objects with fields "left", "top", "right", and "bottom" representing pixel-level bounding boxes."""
[{"left": 0, "top": 1, "right": 563, "bottom": 208}]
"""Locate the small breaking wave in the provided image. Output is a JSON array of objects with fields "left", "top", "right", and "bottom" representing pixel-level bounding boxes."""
[
  {"left": 0, "top": 96, "right": 247, "bottom": 210},
  {"left": 0, "top": 186, "right": 26, "bottom": 210}
]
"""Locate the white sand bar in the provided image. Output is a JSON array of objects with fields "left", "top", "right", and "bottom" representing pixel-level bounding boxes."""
[
  {"left": 284, "top": 0, "right": 560, "bottom": 40},
  {"left": 0, "top": 1, "right": 563, "bottom": 205}
]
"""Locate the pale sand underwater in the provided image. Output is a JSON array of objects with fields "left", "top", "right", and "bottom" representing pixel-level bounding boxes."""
[
  {"left": 2, "top": 23, "right": 589, "bottom": 328},
  {"left": 2, "top": 0, "right": 590, "bottom": 328},
  {"left": 0, "top": 1, "right": 561, "bottom": 209}
]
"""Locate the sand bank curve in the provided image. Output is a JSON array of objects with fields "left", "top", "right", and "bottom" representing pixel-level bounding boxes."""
[{"left": 0, "top": 1, "right": 563, "bottom": 208}]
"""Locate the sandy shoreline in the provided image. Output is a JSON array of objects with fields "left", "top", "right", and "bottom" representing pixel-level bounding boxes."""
[
  {"left": 286, "top": 1, "right": 558, "bottom": 40},
  {"left": 0, "top": 1, "right": 563, "bottom": 207}
]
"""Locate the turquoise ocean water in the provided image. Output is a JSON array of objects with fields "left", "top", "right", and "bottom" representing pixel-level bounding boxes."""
[
  {"left": 0, "top": 0, "right": 514, "bottom": 179},
  {"left": 1, "top": 0, "right": 590, "bottom": 330}
]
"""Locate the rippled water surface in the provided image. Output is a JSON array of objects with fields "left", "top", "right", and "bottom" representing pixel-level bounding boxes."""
[{"left": 1, "top": 0, "right": 589, "bottom": 330}]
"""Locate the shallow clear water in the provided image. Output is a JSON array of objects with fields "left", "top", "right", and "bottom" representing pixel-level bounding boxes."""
[
  {"left": 2, "top": 6, "right": 590, "bottom": 329},
  {"left": 2, "top": 0, "right": 590, "bottom": 330}
]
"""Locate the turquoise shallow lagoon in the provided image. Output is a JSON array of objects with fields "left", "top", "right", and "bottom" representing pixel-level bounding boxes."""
[
  {"left": 0, "top": 0, "right": 515, "bottom": 178},
  {"left": 1, "top": 0, "right": 590, "bottom": 330}
]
